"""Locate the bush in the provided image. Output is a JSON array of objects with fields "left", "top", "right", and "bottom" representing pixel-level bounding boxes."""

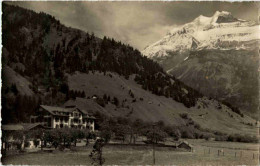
[
  {"left": 113, "top": 97, "right": 119, "bottom": 106},
  {"left": 194, "top": 132, "right": 201, "bottom": 139},
  {"left": 194, "top": 123, "right": 201, "bottom": 130},
  {"left": 100, "top": 130, "right": 112, "bottom": 143},
  {"left": 214, "top": 131, "right": 225, "bottom": 136},
  {"left": 227, "top": 134, "right": 258, "bottom": 143},
  {"left": 179, "top": 113, "right": 189, "bottom": 119},
  {"left": 96, "top": 98, "right": 106, "bottom": 107},
  {"left": 181, "top": 130, "right": 194, "bottom": 139},
  {"left": 146, "top": 128, "right": 168, "bottom": 143},
  {"left": 215, "top": 135, "right": 227, "bottom": 141},
  {"left": 187, "top": 118, "right": 194, "bottom": 125},
  {"left": 203, "top": 133, "right": 214, "bottom": 141}
]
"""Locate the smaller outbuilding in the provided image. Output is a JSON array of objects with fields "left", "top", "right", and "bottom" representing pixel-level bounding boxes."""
[
  {"left": 177, "top": 141, "right": 193, "bottom": 152},
  {"left": 2, "top": 123, "right": 48, "bottom": 151}
]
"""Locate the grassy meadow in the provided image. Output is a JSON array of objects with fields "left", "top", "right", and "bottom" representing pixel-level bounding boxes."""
[{"left": 2, "top": 139, "right": 259, "bottom": 165}]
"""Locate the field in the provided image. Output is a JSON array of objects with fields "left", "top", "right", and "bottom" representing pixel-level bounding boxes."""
[{"left": 2, "top": 139, "right": 259, "bottom": 165}]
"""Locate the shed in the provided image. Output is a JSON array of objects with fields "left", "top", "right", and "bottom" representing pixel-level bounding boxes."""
[
  {"left": 2, "top": 123, "right": 48, "bottom": 151},
  {"left": 177, "top": 141, "right": 193, "bottom": 152}
]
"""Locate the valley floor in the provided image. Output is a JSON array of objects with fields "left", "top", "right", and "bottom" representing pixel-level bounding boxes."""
[{"left": 2, "top": 139, "right": 259, "bottom": 165}]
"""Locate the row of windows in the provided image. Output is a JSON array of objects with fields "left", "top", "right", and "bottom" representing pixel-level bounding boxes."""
[
  {"left": 31, "top": 116, "right": 94, "bottom": 125},
  {"left": 54, "top": 111, "right": 70, "bottom": 116},
  {"left": 52, "top": 111, "right": 83, "bottom": 117},
  {"left": 54, "top": 118, "right": 94, "bottom": 124},
  {"left": 55, "top": 124, "right": 93, "bottom": 129},
  {"left": 55, "top": 118, "right": 69, "bottom": 123}
]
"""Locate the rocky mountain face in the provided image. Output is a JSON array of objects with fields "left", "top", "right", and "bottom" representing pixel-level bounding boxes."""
[{"left": 142, "top": 11, "right": 259, "bottom": 117}]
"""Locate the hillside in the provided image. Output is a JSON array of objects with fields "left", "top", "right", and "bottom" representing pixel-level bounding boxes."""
[
  {"left": 1, "top": 3, "right": 258, "bottom": 136},
  {"left": 142, "top": 11, "right": 259, "bottom": 117},
  {"left": 66, "top": 71, "right": 257, "bottom": 135}
]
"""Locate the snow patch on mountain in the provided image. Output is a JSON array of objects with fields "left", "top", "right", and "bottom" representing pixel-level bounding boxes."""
[{"left": 142, "top": 11, "right": 260, "bottom": 58}]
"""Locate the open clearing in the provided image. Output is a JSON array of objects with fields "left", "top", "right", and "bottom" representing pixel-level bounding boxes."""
[{"left": 2, "top": 140, "right": 259, "bottom": 165}]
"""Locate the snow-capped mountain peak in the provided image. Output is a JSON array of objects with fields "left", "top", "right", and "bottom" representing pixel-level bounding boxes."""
[{"left": 142, "top": 11, "right": 259, "bottom": 58}]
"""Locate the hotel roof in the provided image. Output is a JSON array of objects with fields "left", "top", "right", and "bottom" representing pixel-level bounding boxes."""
[{"left": 40, "top": 105, "right": 90, "bottom": 116}]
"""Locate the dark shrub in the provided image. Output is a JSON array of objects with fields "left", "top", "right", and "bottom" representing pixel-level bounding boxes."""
[
  {"left": 181, "top": 130, "right": 194, "bottom": 139},
  {"left": 194, "top": 123, "right": 201, "bottom": 130},
  {"left": 96, "top": 98, "right": 106, "bottom": 107},
  {"left": 179, "top": 113, "right": 189, "bottom": 119},
  {"left": 215, "top": 135, "right": 227, "bottom": 141}
]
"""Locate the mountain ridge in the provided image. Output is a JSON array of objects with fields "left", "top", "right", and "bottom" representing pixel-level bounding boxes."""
[
  {"left": 142, "top": 11, "right": 259, "bottom": 58},
  {"left": 142, "top": 11, "right": 259, "bottom": 117}
]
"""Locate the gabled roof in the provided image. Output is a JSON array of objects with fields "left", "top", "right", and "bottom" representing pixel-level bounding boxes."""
[
  {"left": 40, "top": 105, "right": 72, "bottom": 114},
  {"left": 2, "top": 123, "right": 47, "bottom": 131},
  {"left": 21, "top": 123, "right": 47, "bottom": 130},
  {"left": 40, "top": 104, "right": 88, "bottom": 116},
  {"left": 178, "top": 141, "right": 193, "bottom": 147}
]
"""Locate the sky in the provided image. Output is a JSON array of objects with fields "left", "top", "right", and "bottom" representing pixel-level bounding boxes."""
[{"left": 9, "top": 1, "right": 259, "bottom": 50}]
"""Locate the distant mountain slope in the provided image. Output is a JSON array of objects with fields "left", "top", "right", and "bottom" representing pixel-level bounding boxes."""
[
  {"left": 1, "top": 4, "right": 258, "bottom": 136},
  {"left": 2, "top": 65, "right": 34, "bottom": 96},
  {"left": 66, "top": 71, "right": 257, "bottom": 136},
  {"left": 142, "top": 11, "right": 259, "bottom": 116}
]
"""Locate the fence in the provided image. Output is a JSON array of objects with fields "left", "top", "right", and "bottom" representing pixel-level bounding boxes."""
[
  {"left": 107, "top": 143, "right": 177, "bottom": 148},
  {"left": 203, "top": 148, "right": 259, "bottom": 160}
]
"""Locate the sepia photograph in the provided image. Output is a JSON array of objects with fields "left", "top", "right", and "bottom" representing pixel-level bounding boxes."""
[{"left": 1, "top": 1, "right": 260, "bottom": 165}]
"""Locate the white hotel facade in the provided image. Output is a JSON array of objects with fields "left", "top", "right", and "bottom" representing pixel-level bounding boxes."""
[{"left": 30, "top": 105, "right": 95, "bottom": 131}]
